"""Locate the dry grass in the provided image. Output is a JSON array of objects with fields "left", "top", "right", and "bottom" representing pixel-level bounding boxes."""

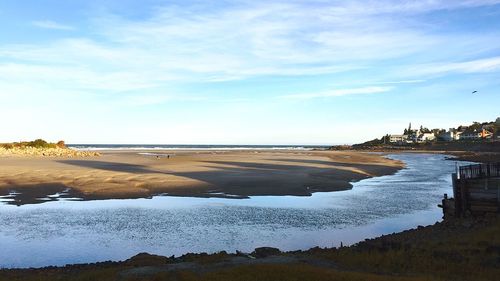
[
  {"left": 0, "top": 264, "right": 440, "bottom": 281},
  {"left": 0, "top": 139, "right": 61, "bottom": 149},
  {"left": 310, "top": 217, "right": 500, "bottom": 281}
]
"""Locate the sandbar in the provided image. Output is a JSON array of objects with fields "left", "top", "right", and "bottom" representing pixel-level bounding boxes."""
[{"left": 0, "top": 150, "right": 403, "bottom": 205}]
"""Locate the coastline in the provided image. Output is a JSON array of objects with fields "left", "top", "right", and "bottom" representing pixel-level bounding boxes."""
[
  {"left": 337, "top": 148, "right": 500, "bottom": 163},
  {"left": 0, "top": 150, "right": 403, "bottom": 205},
  {"left": 1, "top": 149, "right": 497, "bottom": 280},
  {"left": 331, "top": 140, "right": 500, "bottom": 163}
]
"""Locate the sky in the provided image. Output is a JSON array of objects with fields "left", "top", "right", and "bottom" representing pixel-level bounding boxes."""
[{"left": 0, "top": 0, "right": 499, "bottom": 145}]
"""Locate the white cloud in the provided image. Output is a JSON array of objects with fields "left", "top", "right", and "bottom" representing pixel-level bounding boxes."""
[
  {"left": 407, "top": 57, "right": 500, "bottom": 77},
  {"left": 282, "top": 86, "right": 392, "bottom": 100},
  {"left": 32, "top": 20, "right": 74, "bottom": 30},
  {"left": 374, "top": 80, "right": 426, "bottom": 85},
  {"left": 0, "top": 1, "right": 497, "bottom": 100}
]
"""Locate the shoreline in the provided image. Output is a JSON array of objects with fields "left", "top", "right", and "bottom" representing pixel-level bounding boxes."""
[
  {"left": 1, "top": 153, "right": 457, "bottom": 271},
  {"left": 343, "top": 148, "right": 500, "bottom": 163},
  {"left": 0, "top": 150, "right": 403, "bottom": 206},
  {"left": 2, "top": 151, "right": 497, "bottom": 280}
]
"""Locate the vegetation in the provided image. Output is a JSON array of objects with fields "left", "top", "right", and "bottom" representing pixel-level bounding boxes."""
[
  {"left": 0, "top": 265, "right": 436, "bottom": 281},
  {"left": 0, "top": 139, "right": 66, "bottom": 149},
  {"left": 310, "top": 217, "right": 500, "bottom": 281}
]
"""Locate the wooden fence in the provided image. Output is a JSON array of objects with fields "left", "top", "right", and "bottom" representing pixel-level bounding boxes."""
[
  {"left": 445, "top": 163, "right": 500, "bottom": 217},
  {"left": 458, "top": 162, "right": 500, "bottom": 179}
]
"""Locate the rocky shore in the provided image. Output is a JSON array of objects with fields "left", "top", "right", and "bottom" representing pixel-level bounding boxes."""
[{"left": 0, "top": 147, "right": 100, "bottom": 157}]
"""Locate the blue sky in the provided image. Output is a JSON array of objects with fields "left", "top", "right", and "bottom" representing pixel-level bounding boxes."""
[{"left": 1, "top": 0, "right": 499, "bottom": 144}]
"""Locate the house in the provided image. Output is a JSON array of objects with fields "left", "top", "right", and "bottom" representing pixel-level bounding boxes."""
[
  {"left": 417, "top": 133, "right": 435, "bottom": 142},
  {"left": 389, "top": 134, "right": 408, "bottom": 143},
  {"left": 480, "top": 129, "right": 493, "bottom": 139},
  {"left": 460, "top": 128, "right": 489, "bottom": 140},
  {"left": 460, "top": 132, "right": 481, "bottom": 140},
  {"left": 460, "top": 129, "right": 481, "bottom": 140}
]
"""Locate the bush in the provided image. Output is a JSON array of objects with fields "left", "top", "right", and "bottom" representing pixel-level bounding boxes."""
[
  {"left": 27, "top": 139, "right": 50, "bottom": 148},
  {"left": 20, "top": 139, "right": 57, "bottom": 148},
  {"left": 1, "top": 139, "right": 66, "bottom": 150}
]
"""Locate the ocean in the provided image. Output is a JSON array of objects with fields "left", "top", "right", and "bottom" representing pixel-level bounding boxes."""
[{"left": 68, "top": 144, "right": 330, "bottom": 151}]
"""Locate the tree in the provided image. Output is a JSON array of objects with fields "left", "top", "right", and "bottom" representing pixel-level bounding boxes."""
[{"left": 381, "top": 134, "right": 390, "bottom": 144}]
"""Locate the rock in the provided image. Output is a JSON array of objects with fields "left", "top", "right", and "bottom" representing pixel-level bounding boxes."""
[
  {"left": 56, "top": 141, "right": 66, "bottom": 148},
  {"left": 251, "top": 247, "right": 281, "bottom": 258},
  {"left": 125, "top": 253, "right": 170, "bottom": 266}
]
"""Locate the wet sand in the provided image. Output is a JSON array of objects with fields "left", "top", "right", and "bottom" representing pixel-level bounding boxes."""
[{"left": 0, "top": 150, "right": 403, "bottom": 205}]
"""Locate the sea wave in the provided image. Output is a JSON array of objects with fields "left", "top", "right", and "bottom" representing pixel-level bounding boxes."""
[{"left": 69, "top": 145, "right": 324, "bottom": 151}]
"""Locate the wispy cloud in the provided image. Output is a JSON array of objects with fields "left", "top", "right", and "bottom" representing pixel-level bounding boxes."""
[
  {"left": 373, "top": 80, "right": 426, "bottom": 85},
  {"left": 0, "top": 1, "right": 497, "bottom": 100},
  {"left": 282, "top": 86, "right": 392, "bottom": 100},
  {"left": 0, "top": 1, "right": 499, "bottom": 143},
  {"left": 32, "top": 20, "right": 74, "bottom": 30},
  {"left": 407, "top": 57, "right": 500, "bottom": 77}
]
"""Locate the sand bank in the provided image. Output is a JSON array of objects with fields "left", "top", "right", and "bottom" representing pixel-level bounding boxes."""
[{"left": 0, "top": 150, "right": 402, "bottom": 205}]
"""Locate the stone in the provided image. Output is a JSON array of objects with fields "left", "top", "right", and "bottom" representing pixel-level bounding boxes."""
[{"left": 251, "top": 247, "right": 281, "bottom": 258}]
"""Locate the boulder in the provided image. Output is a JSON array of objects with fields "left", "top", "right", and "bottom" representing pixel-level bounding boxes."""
[{"left": 251, "top": 247, "right": 281, "bottom": 258}]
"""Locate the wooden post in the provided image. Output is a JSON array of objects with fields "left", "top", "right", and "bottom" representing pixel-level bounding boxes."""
[
  {"left": 497, "top": 183, "right": 500, "bottom": 212},
  {"left": 452, "top": 173, "right": 460, "bottom": 217},
  {"left": 441, "top": 193, "right": 448, "bottom": 219},
  {"left": 460, "top": 179, "right": 467, "bottom": 217}
]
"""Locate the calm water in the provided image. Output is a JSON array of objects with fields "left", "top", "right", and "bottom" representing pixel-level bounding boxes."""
[{"left": 0, "top": 154, "right": 463, "bottom": 268}]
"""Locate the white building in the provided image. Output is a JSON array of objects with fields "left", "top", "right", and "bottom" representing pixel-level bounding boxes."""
[
  {"left": 389, "top": 134, "right": 408, "bottom": 143},
  {"left": 417, "top": 133, "right": 436, "bottom": 142},
  {"left": 460, "top": 129, "right": 483, "bottom": 140}
]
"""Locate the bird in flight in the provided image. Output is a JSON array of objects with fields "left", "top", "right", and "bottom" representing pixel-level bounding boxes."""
[{"left": 472, "top": 90, "right": 478, "bottom": 94}]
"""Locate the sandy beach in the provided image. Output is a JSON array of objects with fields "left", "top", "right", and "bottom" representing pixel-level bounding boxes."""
[{"left": 0, "top": 150, "right": 402, "bottom": 205}]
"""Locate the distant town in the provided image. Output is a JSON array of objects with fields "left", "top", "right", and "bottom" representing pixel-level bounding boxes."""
[
  {"left": 345, "top": 117, "right": 500, "bottom": 149},
  {"left": 386, "top": 117, "right": 500, "bottom": 145}
]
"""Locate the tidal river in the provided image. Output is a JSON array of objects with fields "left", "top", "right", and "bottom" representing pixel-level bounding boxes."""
[{"left": 0, "top": 153, "right": 464, "bottom": 268}]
